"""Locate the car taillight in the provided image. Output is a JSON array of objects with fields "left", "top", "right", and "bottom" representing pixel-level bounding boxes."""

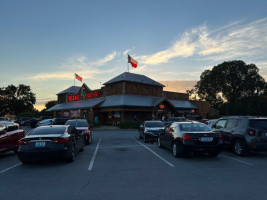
[
  {"left": 51, "top": 138, "right": 69, "bottom": 144},
  {"left": 219, "top": 134, "right": 223, "bottom": 140},
  {"left": 246, "top": 129, "right": 256, "bottom": 136},
  {"left": 181, "top": 133, "right": 192, "bottom": 140},
  {"left": 18, "top": 139, "right": 30, "bottom": 145}
]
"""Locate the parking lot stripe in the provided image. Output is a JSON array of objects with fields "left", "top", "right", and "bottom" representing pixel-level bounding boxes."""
[
  {"left": 88, "top": 138, "right": 101, "bottom": 171},
  {"left": 133, "top": 138, "right": 175, "bottom": 168},
  {"left": 0, "top": 163, "right": 21, "bottom": 174},
  {"left": 219, "top": 154, "right": 254, "bottom": 166}
]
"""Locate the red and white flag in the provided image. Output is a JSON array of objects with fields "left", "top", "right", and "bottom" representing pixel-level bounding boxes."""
[{"left": 75, "top": 73, "right": 82, "bottom": 82}]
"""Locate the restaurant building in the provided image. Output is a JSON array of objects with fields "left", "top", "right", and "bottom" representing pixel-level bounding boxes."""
[{"left": 47, "top": 72, "right": 215, "bottom": 124}]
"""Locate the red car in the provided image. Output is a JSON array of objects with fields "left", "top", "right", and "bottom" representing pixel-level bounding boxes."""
[
  {"left": 0, "top": 122, "right": 25, "bottom": 154},
  {"left": 65, "top": 119, "right": 92, "bottom": 144}
]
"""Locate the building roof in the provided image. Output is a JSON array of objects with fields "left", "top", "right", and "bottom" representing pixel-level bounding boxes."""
[
  {"left": 46, "top": 97, "right": 105, "bottom": 112},
  {"left": 99, "top": 95, "right": 164, "bottom": 108},
  {"left": 103, "top": 72, "right": 165, "bottom": 87},
  {"left": 168, "top": 99, "right": 198, "bottom": 109},
  {"left": 57, "top": 86, "right": 81, "bottom": 95}
]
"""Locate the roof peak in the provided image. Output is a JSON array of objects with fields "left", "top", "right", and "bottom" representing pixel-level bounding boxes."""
[{"left": 103, "top": 72, "right": 165, "bottom": 87}]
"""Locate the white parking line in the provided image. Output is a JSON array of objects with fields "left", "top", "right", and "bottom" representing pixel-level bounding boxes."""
[
  {"left": 219, "top": 154, "right": 254, "bottom": 166},
  {"left": 133, "top": 138, "right": 174, "bottom": 167},
  {"left": 0, "top": 163, "right": 21, "bottom": 174},
  {"left": 88, "top": 138, "right": 101, "bottom": 170}
]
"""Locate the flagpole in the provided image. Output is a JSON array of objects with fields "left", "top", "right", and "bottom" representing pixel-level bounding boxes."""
[
  {"left": 74, "top": 73, "right": 75, "bottom": 86},
  {"left": 127, "top": 54, "right": 129, "bottom": 72}
]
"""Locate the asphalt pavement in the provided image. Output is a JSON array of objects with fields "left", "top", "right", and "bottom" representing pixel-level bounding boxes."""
[{"left": 1, "top": 126, "right": 267, "bottom": 200}]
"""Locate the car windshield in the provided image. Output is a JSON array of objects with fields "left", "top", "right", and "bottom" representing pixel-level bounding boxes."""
[
  {"left": 249, "top": 119, "right": 267, "bottom": 129},
  {"left": 145, "top": 122, "right": 165, "bottom": 127},
  {"left": 65, "top": 120, "right": 88, "bottom": 127},
  {"left": 179, "top": 123, "right": 212, "bottom": 132},
  {"left": 29, "top": 126, "right": 67, "bottom": 135}
]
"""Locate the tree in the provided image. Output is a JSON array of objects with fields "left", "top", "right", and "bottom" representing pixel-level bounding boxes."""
[
  {"left": 194, "top": 60, "right": 266, "bottom": 113},
  {"left": 45, "top": 100, "right": 57, "bottom": 109},
  {"left": 0, "top": 84, "right": 36, "bottom": 115}
]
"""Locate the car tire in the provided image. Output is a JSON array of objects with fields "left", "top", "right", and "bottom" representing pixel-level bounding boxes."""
[
  {"left": 67, "top": 144, "right": 76, "bottom": 162},
  {"left": 158, "top": 137, "right": 163, "bottom": 148},
  {"left": 143, "top": 134, "right": 148, "bottom": 143},
  {"left": 21, "top": 160, "right": 31, "bottom": 164},
  {"left": 234, "top": 140, "right": 248, "bottom": 156},
  {"left": 172, "top": 143, "right": 184, "bottom": 158},
  {"left": 208, "top": 151, "right": 218, "bottom": 157}
]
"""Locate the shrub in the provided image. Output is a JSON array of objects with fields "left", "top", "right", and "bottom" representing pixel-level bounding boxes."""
[{"left": 117, "top": 121, "right": 142, "bottom": 129}]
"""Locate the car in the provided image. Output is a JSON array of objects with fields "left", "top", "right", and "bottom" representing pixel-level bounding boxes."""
[
  {"left": 0, "top": 117, "right": 10, "bottom": 121},
  {"left": 0, "top": 121, "right": 25, "bottom": 154},
  {"left": 15, "top": 117, "right": 31, "bottom": 126},
  {"left": 37, "top": 119, "right": 53, "bottom": 127},
  {"left": 212, "top": 116, "right": 267, "bottom": 156},
  {"left": 52, "top": 118, "right": 69, "bottom": 125},
  {"left": 65, "top": 119, "right": 92, "bottom": 144},
  {"left": 139, "top": 121, "right": 165, "bottom": 143},
  {"left": 206, "top": 119, "right": 218, "bottom": 127},
  {"left": 163, "top": 117, "right": 186, "bottom": 125},
  {"left": 17, "top": 125, "right": 84, "bottom": 164},
  {"left": 158, "top": 121, "right": 223, "bottom": 157}
]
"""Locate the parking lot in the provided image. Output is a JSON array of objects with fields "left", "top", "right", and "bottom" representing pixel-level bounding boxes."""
[{"left": 1, "top": 127, "right": 267, "bottom": 200}]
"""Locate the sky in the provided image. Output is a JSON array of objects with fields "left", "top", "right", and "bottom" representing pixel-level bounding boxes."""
[{"left": 1, "top": 0, "right": 267, "bottom": 111}]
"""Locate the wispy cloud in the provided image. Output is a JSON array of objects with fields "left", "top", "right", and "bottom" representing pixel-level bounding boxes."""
[
  {"left": 93, "top": 51, "right": 117, "bottom": 66},
  {"left": 139, "top": 18, "right": 267, "bottom": 65}
]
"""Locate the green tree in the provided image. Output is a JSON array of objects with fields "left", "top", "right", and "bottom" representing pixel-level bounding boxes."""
[
  {"left": 45, "top": 100, "right": 57, "bottom": 109},
  {"left": 194, "top": 60, "right": 266, "bottom": 114},
  {"left": 0, "top": 84, "right": 36, "bottom": 115}
]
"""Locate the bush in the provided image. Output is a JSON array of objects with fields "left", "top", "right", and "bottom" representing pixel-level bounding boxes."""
[{"left": 117, "top": 121, "right": 142, "bottom": 129}]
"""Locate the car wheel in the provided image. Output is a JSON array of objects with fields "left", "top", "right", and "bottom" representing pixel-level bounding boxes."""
[
  {"left": 172, "top": 143, "right": 184, "bottom": 157},
  {"left": 88, "top": 135, "right": 92, "bottom": 144},
  {"left": 21, "top": 160, "right": 31, "bottom": 164},
  {"left": 143, "top": 134, "right": 147, "bottom": 143},
  {"left": 234, "top": 140, "right": 248, "bottom": 156},
  {"left": 158, "top": 137, "right": 163, "bottom": 148},
  {"left": 67, "top": 144, "right": 76, "bottom": 162},
  {"left": 208, "top": 151, "right": 218, "bottom": 157}
]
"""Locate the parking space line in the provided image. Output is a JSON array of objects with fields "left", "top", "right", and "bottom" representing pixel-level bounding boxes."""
[
  {"left": 0, "top": 163, "right": 21, "bottom": 174},
  {"left": 88, "top": 138, "right": 101, "bottom": 171},
  {"left": 133, "top": 138, "right": 174, "bottom": 167},
  {"left": 219, "top": 154, "right": 254, "bottom": 166}
]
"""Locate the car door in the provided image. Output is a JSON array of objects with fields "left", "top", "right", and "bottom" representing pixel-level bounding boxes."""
[
  {"left": 223, "top": 118, "right": 242, "bottom": 146},
  {"left": 0, "top": 127, "right": 8, "bottom": 152}
]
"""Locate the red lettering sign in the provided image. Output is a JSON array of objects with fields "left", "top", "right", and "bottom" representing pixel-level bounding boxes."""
[{"left": 68, "top": 91, "right": 103, "bottom": 102}]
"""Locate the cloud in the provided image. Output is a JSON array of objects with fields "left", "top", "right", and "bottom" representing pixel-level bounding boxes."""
[
  {"left": 139, "top": 17, "right": 267, "bottom": 65},
  {"left": 93, "top": 51, "right": 117, "bottom": 66}
]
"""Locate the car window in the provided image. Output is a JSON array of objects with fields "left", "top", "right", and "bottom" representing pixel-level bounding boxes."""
[
  {"left": 76, "top": 120, "right": 88, "bottom": 127},
  {"left": 145, "top": 122, "right": 165, "bottom": 127},
  {"left": 29, "top": 127, "right": 67, "bottom": 135},
  {"left": 225, "top": 119, "right": 238, "bottom": 128},
  {"left": 249, "top": 119, "right": 267, "bottom": 129},
  {"left": 179, "top": 123, "right": 212, "bottom": 132},
  {"left": 215, "top": 119, "right": 227, "bottom": 129},
  {"left": 65, "top": 120, "right": 77, "bottom": 126}
]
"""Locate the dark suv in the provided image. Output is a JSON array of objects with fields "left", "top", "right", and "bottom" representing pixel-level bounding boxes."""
[{"left": 212, "top": 116, "right": 267, "bottom": 156}]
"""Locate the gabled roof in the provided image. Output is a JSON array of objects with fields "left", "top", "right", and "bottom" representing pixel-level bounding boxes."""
[
  {"left": 103, "top": 72, "right": 165, "bottom": 87},
  {"left": 46, "top": 97, "right": 105, "bottom": 112},
  {"left": 57, "top": 86, "right": 81, "bottom": 95}
]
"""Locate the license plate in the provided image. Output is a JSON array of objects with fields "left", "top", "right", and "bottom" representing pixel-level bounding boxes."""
[
  {"left": 35, "top": 142, "right": 46, "bottom": 147},
  {"left": 200, "top": 137, "right": 213, "bottom": 142}
]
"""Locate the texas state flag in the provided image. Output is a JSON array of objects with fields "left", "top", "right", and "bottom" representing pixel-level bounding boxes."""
[{"left": 128, "top": 55, "right": 138, "bottom": 68}]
